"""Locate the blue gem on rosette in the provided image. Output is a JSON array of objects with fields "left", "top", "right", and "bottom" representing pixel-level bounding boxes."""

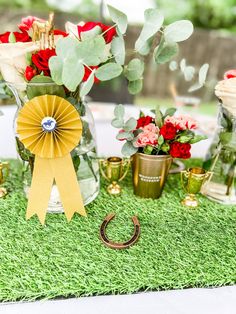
[{"left": 41, "top": 117, "right": 57, "bottom": 132}]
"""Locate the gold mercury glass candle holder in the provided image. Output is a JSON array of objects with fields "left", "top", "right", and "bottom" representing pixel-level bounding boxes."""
[
  {"left": 0, "top": 161, "right": 9, "bottom": 198},
  {"left": 99, "top": 157, "right": 130, "bottom": 195},
  {"left": 181, "top": 167, "right": 212, "bottom": 207}
]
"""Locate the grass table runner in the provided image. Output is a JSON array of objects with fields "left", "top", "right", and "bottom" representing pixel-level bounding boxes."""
[{"left": 0, "top": 159, "right": 236, "bottom": 302}]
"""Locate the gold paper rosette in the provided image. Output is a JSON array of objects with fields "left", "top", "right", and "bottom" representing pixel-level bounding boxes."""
[{"left": 17, "top": 95, "right": 87, "bottom": 224}]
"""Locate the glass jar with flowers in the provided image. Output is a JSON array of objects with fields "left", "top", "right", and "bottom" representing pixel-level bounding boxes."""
[
  {"left": 112, "top": 105, "right": 207, "bottom": 198},
  {"left": 202, "top": 72, "right": 236, "bottom": 204}
]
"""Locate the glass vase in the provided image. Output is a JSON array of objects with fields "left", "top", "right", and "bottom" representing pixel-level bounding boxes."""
[
  {"left": 202, "top": 102, "right": 236, "bottom": 204},
  {"left": 8, "top": 82, "right": 100, "bottom": 212}
]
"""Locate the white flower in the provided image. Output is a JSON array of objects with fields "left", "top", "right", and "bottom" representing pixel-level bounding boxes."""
[{"left": 0, "top": 41, "right": 39, "bottom": 85}]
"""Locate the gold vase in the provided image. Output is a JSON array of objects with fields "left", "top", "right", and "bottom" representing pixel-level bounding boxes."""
[{"left": 132, "top": 153, "right": 173, "bottom": 199}]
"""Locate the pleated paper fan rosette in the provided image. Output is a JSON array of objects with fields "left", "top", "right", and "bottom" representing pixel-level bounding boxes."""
[{"left": 17, "top": 95, "right": 87, "bottom": 224}]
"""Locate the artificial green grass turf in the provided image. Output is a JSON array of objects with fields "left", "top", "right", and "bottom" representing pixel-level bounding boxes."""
[{"left": 0, "top": 159, "right": 236, "bottom": 302}]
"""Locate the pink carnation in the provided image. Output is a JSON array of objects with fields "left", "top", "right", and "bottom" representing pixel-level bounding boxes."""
[
  {"left": 135, "top": 123, "right": 159, "bottom": 148},
  {"left": 165, "top": 115, "right": 198, "bottom": 130}
]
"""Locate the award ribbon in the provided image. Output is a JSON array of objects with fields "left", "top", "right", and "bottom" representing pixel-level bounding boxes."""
[{"left": 17, "top": 95, "right": 87, "bottom": 224}]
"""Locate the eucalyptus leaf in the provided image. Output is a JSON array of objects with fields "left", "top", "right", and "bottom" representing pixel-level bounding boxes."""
[
  {"left": 164, "top": 20, "right": 193, "bottom": 43},
  {"left": 135, "top": 9, "right": 164, "bottom": 54},
  {"left": 114, "top": 104, "right": 125, "bottom": 119},
  {"left": 169, "top": 60, "right": 178, "bottom": 71},
  {"left": 188, "top": 82, "right": 202, "bottom": 93},
  {"left": 26, "top": 75, "right": 66, "bottom": 100},
  {"left": 111, "top": 118, "right": 124, "bottom": 128},
  {"left": 107, "top": 4, "right": 128, "bottom": 34},
  {"left": 49, "top": 56, "right": 63, "bottom": 85},
  {"left": 80, "top": 25, "right": 102, "bottom": 41},
  {"left": 80, "top": 71, "right": 95, "bottom": 97},
  {"left": 128, "top": 79, "right": 143, "bottom": 95},
  {"left": 111, "top": 36, "right": 125, "bottom": 65},
  {"left": 62, "top": 58, "right": 84, "bottom": 91},
  {"left": 124, "top": 58, "right": 144, "bottom": 81},
  {"left": 121, "top": 141, "right": 138, "bottom": 156},
  {"left": 154, "top": 42, "right": 178, "bottom": 64},
  {"left": 133, "top": 129, "right": 143, "bottom": 137},
  {"left": 124, "top": 118, "right": 137, "bottom": 132},
  {"left": 96, "top": 63, "right": 123, "bottom": 81},
  {"left": 76, "top": 36, "right": 108, "bottom": 66},
  {"left": 135, "top": 37, "right": 154, "bottom": 56},
  {"left": 199, "top": 63, "right": 209, "bottom": 85},
  {"left": 56, "top": 37, "right": 78, "bottom": 59},
  {"left": 184, "top": 66, "right": 195, "bottom": 81},
  {"left": 116, "top": 131, "right": 134, "bottom": 141},
  {"left": 180, "top": 58, "right": 186, "bottom": 72}
]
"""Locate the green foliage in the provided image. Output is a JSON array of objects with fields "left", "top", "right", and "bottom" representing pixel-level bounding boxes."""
[
  {"left": 80, "top": 70, "right": 95, "bottom": 97},
  {"left": 188, "top": 63, "right": 209, "bottom": 92},
  {"left": 123, "top": 118, "right": 137, "bottom": 132},
  {"left": 121, "top": 141, "right": 138, "bottom": 156},
  {"left": 124, "top": 59, "right": 144, "bottom": 81},
  {"left": 26, "top": 76, "right": 66, "bottom": 100},
  {"left": 155, "top": 0, "right": 236, "bottom": 31},
  {"left": 111, "top": 36, "right": 125, "bottom": 65},
  {"left": 95, "top": 63, "right": 123, "bottom": 81},
  {"left": 164, "top": 20, "right": 193, "bottom": 43},
  {"left": 0, "top": 0, "right": 49, "bottom": 10},
  {"left": 107, "top": 4, "right": 128, "bottom": 34},
  {"left": 154, "top": 41, "right": 179, "bottom": 64},
  {"left": 169, "top": 58, "right": 209, "bottom": 92},
  {"left": 135, "top": 9, "right": 164, "bottom": 55},
  {"left": 128, "top": 79, "right": 143, "bottom": 95},
  {"left": 49, "top": 36, "right": 108, "bottom": 92},
  {"left": 111, "top": 104, "right": 125, "bottom": 128}
]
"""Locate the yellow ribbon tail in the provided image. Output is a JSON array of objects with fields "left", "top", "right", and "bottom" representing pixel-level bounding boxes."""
[
  {"left": 26, "top": 155, "right": 86, "bottom": 225},
  {"left": 26, "top": 156, "right": 54, "bottom": 225},
  {"left": 52, "top": 154, "right": 87, "bottom": 221}
]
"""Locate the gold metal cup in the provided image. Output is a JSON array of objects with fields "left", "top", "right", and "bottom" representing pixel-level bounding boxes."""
[
  {"left": 99, "top": 157, "right": 130, "bottom": 195},
  {"left": 181, "top": 167, "right": 211, "bottom": 207},
  {"left": 0, "top": 161, "right": 9, "bottom": 198},
  {"left": 132, "top": 153, "right": 173, "bottom": 199}
]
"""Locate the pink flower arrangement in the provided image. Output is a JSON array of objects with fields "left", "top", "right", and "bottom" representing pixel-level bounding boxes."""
[{"left": 113, "top": 105, "right": 207, "bottom": 158}]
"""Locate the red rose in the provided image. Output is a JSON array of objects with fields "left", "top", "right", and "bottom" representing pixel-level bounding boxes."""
[
  {"left": 169, "top": 142, "right": 191, "bottom": 159},
  {"left": 18, "top": 16, "right": 45, "bottom": 32},
  {"left": 100, "top": 24, "right": 117, "bottom": 44},
  {"left": 224, "top": 70, "right": 236, "bottom": 80},
  {"left": 77, "top": 22, "right": 116, "bottom": 44},
  {"left": 83, "top": 66, "right": 100, "bottom": 83},
  {"left": 136, "top": 116, "right": 153, "bottom": 129},
  {"left": 0, "top": 31, "right": 31, "bottom": 43},
  {"left": 24, "top": 66, "right": 37, "bottom": 81},
  {"left": 32, "top": 48, "right": 56, "bottom": 75},
  {"left": 54, "top": 29, "right": 68, "bottom": 37},
  {"left": 160, "top": 122, "right": 177, "bottom": 140}
]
